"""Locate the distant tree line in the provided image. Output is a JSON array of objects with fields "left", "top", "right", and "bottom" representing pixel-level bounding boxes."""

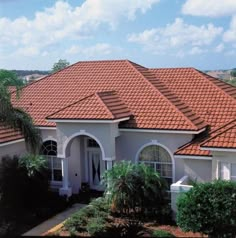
[{"left": 12, "top": 70, "right": 50, "bottom": 77}]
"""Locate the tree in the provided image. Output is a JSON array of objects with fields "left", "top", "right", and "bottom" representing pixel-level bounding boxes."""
[
  {"left": 230, "top": 69, "right": 236, "bottom": 78},
  {"left": 0, "top": 69, "right": 25, "bottom": 88},
  {"left": 0, "top": 69, "right": 41, "bottom": 154},
  {"left": 51, "top": 59, "right": 70, "bottom": 73},
  {"left": 102, "top": 161, "right": 167, "bottom": 216},
  {"left": 177, "top": 180, "right": 236, "bottom": 237}
]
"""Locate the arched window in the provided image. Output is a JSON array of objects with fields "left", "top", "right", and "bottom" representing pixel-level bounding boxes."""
[
  {"left": 40, "top": 140, "right": 62, "bottom": 182},
  {"left": 139, "top": 145, "right": 172, "bottom": 188}
]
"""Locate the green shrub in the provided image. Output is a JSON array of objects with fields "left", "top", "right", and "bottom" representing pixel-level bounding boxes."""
[
  {"left": 86, "top": 217, "right": 106, "bottom": 236},
  {"left": 153, "top": 229, "right": 175, "bottom": 237},
  {"left": 102, "top": 161, "right": 167, "bottom": 216},
  {"left": 0, "top": 155, "right": 67, "bottom": 221},
  {"left": 64, "top": 209, "right": 88, "bottom": 233},
  {"left": 64, "top": 197, "right": 110, "bottom": 234},
  {"left": 177, "top": 180, "right": 236, "bottom": 237}
]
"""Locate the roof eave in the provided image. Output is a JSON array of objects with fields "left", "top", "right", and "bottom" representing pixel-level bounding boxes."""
[{"left": 46, "top": 117, "right": 130, "bottom": 124}]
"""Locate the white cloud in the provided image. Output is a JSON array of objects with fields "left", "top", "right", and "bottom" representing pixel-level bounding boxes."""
[
  {"left": 128, "top": 18, "right": 223, "bottom": 55},
  {"left": 0, "top": 0, "right": 159, "bottom": 58},
  {"left": 215, "top": 43, "right": 225, "bottom": 53},
  {"left": 223, "top": 15, "right": 236, "bottom": 42},
  {"left": 189, "top": 46, "right": 207, "bottom": 55},
  {"left": 66, "top": 43, "right": 113, "bottom": 57},
  {"left": 182, "top": 0, "right": 236, "bottom": 17}
]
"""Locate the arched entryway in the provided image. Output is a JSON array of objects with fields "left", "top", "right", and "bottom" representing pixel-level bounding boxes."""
[{"left": 64, "top": 134, "right": 105, "bottom": 193}]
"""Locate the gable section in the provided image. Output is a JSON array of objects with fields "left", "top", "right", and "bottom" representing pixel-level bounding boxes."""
[{"left": 47, "top": 91, "right": 132, "bottom": 121}]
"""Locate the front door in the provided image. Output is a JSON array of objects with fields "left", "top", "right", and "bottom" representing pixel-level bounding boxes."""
[{"left": 88, "top": 149, "right": 104, "bottom": 190}]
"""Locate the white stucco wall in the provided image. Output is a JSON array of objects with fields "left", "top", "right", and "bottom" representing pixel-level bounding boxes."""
[
  {"left": 68, "top": 137, "right": 81, "bottom": 193},
  {"left": 40, "top": 128, "right": 57, "bottom": 142},
  {"left": 116, "top": 131, "right": 193, "bottom": 182},
  {"left": 0, "top": 141, "right": 26, "bottom": 160},
  {"left": 183, "top": 159, "right": 212, "bottom": 182},
  {"left": 56, "top": 122, "right": 119, "bottom": 160}
]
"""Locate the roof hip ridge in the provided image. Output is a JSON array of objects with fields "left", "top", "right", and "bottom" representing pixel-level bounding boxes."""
[
  {"left": 126, "top": 61, "right": 206, "bottom": 131},
  {"left": 201, "top": 119, "right": 236, "bottom": 146},
  {"left": 95, "top": 92, "right": 115, "bottom": 119},
  {"left": 194, "top": 68, "right": 236, "bottom": 101}
]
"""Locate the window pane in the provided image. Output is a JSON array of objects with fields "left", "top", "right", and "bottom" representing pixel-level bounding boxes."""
[
  {"left": 220, "top": 162, "right": 230, "bottom": 180},
  {"left": 139, "top": 145, "right": 172, "bottom": 189},
  {"left": 231, "top": 164, "right": 236, "bottom": 177},
  {"left": 87, "top": 139, "right": 99, "bottom": 148},
  {"left": 53, "top": 157, "right": 62, "bottom": 169},
  {"left": 53, "top": 169, "right": 62, "bottom": 181}
]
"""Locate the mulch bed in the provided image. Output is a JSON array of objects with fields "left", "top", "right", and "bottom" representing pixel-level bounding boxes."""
[{"left": 48, "top": 216, "right": 206, "bottom": 237}]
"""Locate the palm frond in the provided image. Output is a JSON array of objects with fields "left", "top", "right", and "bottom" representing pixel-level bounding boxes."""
[{"left": 0, "top": 90, "right": 41, "bottom": 154}]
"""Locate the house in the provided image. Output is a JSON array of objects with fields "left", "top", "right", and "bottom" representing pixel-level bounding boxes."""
[{"left": 0, "top": 60, "right": 236, "bottom": 208}]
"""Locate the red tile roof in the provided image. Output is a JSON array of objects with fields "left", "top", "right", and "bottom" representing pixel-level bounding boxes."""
[
  {"left": 12, "top": 60, "right": 207, "bottom": 131},
  {"left": 0, "top": 124, "right": 23, "bottom": 144},
  {"left": 201, "top": 119, "right": 236, "bottom": 149},
  {"left": 4, "top": 60, "right": 235, "bottom": 154},
  {"left": 47, "top": 91, "right": 132, "bottom": 120},
  {"left": 150, "top": 68, "right": 236, "bottom": 130}
]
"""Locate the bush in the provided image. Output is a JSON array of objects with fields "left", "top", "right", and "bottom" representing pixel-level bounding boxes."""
[
  {"left": 64, "top": 197, "right": 110, "bottom": 234},
  {"left": 86, "top": 217, "right": 106, "bottom": 236},
  {"left": 102, "top": 161, "right": 167, "bottom": 216},
  {"left": 177, "top": 180, "right": 236, "bottom": 237},
  {"left": 64, "top": 208, "right": 88, "bottom": 233},
  {"left": 0, "top": 155, "right": 50, "bottom": 213},
  {"left": 153, "top": 229, "right": 175, "bottom": 237}
]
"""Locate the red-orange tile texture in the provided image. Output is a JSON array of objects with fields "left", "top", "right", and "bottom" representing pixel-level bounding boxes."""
[
  {"left": 201, "top": 119, "right": 236, "bottom": 149},
  {"left": 47, "top": 91, "right": 132, "bottom": 120},
  {"left": 12, "top": 60, "right": 209, "bottom": 130},
  {"left": 0, "top": 124, "right": 23, "bottom": 144},
  {"left": 1, "top": 59, "right": 234, "bottom": 154}
]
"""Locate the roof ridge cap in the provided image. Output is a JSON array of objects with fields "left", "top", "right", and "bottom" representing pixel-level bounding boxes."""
[
  {"left": 194, "top": 68, "right": 236, "bottom": 101},
  {"left": 201, "top": 119, "right": 236, "bottom": 146},
  {"left": 127, "top": 60, "right": 206, "bottom": 130},
  {"left": 209, "top": 118, "right": 236, "bottom": 135},
  {"left": 95, "top": 93, "right": 115, "bottom": 119},
  {"left": 126, "top": 61, "right": 203, "bottom": 130}
]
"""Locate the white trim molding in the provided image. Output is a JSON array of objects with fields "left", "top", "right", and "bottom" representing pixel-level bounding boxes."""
[
  {"left": 47, "top": 117, "right": 130, "bottom": 124},
  {"left": 135, "top": 141, "right": 175, "bottom": 183},
  {"left": 43, "top": 136, "right": 57, "bottom": 143},
  {"left": 201, "top": 147, "right": 236, "bottom": 152},
  {"left": 119, "top": 127, "right": 206, "bottom": 135},
  {"left": 0, "top": 139, "right": 25, "bottom": 147},
  {"left": 62, "top": 131, "right": 106, "bottom": 160},
  {"left": 174, "top": 155, "right": 212, "bottom": 160},
  {"left": 37, "top": 127, "right": 56, "bottom": 130}
]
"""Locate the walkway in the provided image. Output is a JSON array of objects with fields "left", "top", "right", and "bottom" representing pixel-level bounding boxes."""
[{"left": 22, "top": 203, "right": 86, "bottom": 236}]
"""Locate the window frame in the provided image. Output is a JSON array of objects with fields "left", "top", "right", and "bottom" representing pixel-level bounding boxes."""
[
  {"left": 135, "top": 142, "right": 175, "bottom": 184},
  {"left": 40, "top": 140, "right": 62, "bottom": 183},
  {"left": 219, "top": 161, "right": 236, "bottom": 181}
]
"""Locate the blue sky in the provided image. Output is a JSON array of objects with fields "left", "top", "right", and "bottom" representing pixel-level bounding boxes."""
[{"left": 0, "top": 0, "right": 236, "bottom": 70}]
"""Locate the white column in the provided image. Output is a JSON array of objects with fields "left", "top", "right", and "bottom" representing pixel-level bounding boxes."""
[
  {"left": 62, "top": 157, "right": 69, "bottom": 188},
  {"left": 106, "top": 161, "right": 113, "bottom": 170},
  {"left": 59, "top": 157, "right": 72, "bottom": 197}
]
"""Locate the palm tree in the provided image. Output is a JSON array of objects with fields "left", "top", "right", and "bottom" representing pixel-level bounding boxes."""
[
  {"left": 102, "top": 161, "right": 167, "bottom": 216},
  {"left": 0, "top": 70, "right": 41, "bottom": 154}
]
